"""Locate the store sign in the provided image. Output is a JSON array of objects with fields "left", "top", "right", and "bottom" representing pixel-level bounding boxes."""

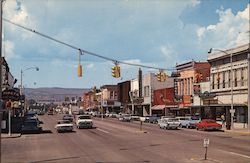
[{"left": 2, "top": 89, "right": 20, "bottom": 101}]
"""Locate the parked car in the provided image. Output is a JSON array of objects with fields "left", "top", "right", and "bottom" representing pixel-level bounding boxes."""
[
  {"left": 131, "top": 115, "right": 140, "bottom": 121},
  {"left": 21, "top": 121, "right": 42, "bottom": 134},
  {"left": 55, "top": 120, "right": 74, "bottom": 133},
  {"left": 37, "top": 110, "right": 45, "bottom": 115},
  {"left": 196, "top": 119, "right": 222, "bottom": 131},
  {"left": 158, "top": 118, "right": 180, "bottom": 130},
  {"left": 176, "top": 116, "right": 201, "bottom": 128},
  {"left": 148, "top": 115, "right": 160, "bottom": 124},
  {"left": 122, "top": 114, "right": 132, "bottom": 122},
  {"left": 109, "top": 112, "right": 118, "bottom": 118},
  {"left": 118, "top": 114, "right": 131, "bottom": 122},
  {"left": 76, "top": 115, "right": 93, "bottom": 129},
  {"left": 63, "top": 114, "right": 74, "bottom": 122},
  {"left": 187, "top": 116, "right": 201, "bottom": 128}
]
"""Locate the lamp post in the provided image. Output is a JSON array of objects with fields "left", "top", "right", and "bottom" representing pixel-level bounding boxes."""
[
  {"left": 20, "top": 67, "right": 39, "bottom": 95},
  {"left": 208, "top": 48, "right": 234, "bottom": 130}
]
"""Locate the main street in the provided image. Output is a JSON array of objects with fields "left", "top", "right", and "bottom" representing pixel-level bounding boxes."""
[{"left": 2, "top": 115, "right": 250, "bottom": 163}]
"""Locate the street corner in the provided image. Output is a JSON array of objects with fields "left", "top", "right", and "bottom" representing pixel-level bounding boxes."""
[{"left": 1, "top": 133, "right": 21, "bottom": 139}]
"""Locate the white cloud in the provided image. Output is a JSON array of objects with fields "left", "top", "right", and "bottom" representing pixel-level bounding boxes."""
[
  {"left": 190, "top": 0, "right": 201, "bottom": 7},
  {"left": 197, "top": 4, "right": 250, "bottom": 48},
  {"left": 4, "top": 40, "right": 16, "bottom": 60},
  {"left": 4, "top": 0, "right": 38, "bottom": 40}
]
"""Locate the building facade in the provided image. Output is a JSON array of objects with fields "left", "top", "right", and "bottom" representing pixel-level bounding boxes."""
[
  {"left": 100, "top": 85, "right": 120, "bottom": 113},
  {"left": 142, "top": 73, "right": 174, "bottom": 116},
  {"left": 117, "top": 80, "right": 131, "bottom": 113},
  {"left": 176, "top": 61, "right": 211, "bottom": 115},
  {"left": 207, "top": 43, "right": 249, "bottom": 124}
]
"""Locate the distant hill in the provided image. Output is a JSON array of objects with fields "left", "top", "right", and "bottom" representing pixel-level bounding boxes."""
[{"left": 24, "top": 87, "right": 90, "bottom": 104}]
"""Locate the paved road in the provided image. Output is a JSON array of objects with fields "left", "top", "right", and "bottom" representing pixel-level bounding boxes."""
[{"left": 2, "top": 115, "right": 250, "bottom": 163}]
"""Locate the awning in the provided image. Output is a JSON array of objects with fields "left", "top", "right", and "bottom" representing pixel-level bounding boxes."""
[{"left": 151, "top": 105, "right": 165, "bottom": 110}]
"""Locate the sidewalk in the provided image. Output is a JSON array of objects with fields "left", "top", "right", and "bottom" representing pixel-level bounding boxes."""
[
  {"left": 217, "top": 121, "right": 250, "bottom": 135},
  {"left": 224, "top": 128, "right": 250, "bottom": 135},
  {"left": 1, "top": 133, "right": 21, "bottom": 139}
]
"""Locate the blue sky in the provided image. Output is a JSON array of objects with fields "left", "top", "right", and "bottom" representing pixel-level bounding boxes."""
[{"left": 3, "top": 0, "right": 249, "bottom": 88}]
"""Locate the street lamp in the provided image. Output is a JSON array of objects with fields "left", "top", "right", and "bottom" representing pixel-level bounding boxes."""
[
  {"left": 20, "top": 67, "right": 39, "bottom": 95},
  {"left": 208, "top": 48, "right": 234, "bottom": 130}
]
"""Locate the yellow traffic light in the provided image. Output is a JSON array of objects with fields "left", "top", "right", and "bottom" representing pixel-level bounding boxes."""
[
  {"left": 157, "top": 71, "right": 167, "bottom": 82},
  {"left": 77, "top": 64, "right": 82, "bottom": 77},
  {"left": 161, "top": 72, "right": 167, "bottom": 82},
  {"left": 111, "top": 65, "right": 120, "bottom": 78}
]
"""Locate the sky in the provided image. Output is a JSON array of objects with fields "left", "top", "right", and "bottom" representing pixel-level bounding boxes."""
[{"left": 3, "top": 0, "right": 250, "bottom": 89}]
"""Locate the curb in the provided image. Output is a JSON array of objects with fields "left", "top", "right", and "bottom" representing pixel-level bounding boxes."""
[
  {"left": 1, "top": 134, "right": 22, "bottom": 139},
  {"left": 224, "top": 130, "right": 250, "bottom": 135}
]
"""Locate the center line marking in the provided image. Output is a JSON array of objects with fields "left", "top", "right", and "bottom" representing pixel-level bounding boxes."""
[{"left": 96, "top": 128, "right": 109, "bottom": 134}]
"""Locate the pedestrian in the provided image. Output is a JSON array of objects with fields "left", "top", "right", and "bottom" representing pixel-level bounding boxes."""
[{"left": 221, "top": 114, "right": 225, "bottom": 127}]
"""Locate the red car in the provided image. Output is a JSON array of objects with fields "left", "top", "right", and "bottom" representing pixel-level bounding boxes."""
[{"left": 196, "top": 119, "right": 222, "bottom": 131}]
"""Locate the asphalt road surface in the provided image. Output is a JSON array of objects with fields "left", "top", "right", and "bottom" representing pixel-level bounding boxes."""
[{"left": 2, "top": 114, "right": 250, "bottom": 163}]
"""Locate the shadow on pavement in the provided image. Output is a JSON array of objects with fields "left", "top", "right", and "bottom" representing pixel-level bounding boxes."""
[{"left": 21, "top": 129, "right": 53, "bottom": 135}]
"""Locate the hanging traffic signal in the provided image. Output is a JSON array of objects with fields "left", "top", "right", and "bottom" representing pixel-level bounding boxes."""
[
  {"left": 200, "top": 73, "right": 203, "bottom": 82},
  {"left": 195, "top": 73, "right": 200, "bottom": 83},
  {"left": 77, "top": 64, "right": 82, "bottom": 77},
  {"left": 161, "top": 72, "right": 167, "bottom": 82},
  {"left": 111, "top": 65, "right": 120, "bottom": 78},
  {"left": 77, "top": 49, "right": 83, "bottom": 77},
  {"left": 156, "top": 73, "right": 161, "bottom": 81},
  {"left": 156, "top": 71, "right": 167, "bottom": 82}
]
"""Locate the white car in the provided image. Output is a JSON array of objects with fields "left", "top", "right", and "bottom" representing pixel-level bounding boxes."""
[
  {"left": 55, "top": 120, "right": 73, "bottom": 133},
  {"left": 177, "top": 116, "right": 201, "bottom": 128},
  {"left": 158, "top": 118, "right": 180, "bottom": 130},
  {"left": 76, "top": 115, "right": 93, "bottom": 129}
]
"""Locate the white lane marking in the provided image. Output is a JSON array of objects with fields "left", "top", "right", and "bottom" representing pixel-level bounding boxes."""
[
  {"left": 228, "top": 151, "right": 250, "bottom": 159},
  {"left": 96, "top": 128, "right": 109, "bottom": 134}
]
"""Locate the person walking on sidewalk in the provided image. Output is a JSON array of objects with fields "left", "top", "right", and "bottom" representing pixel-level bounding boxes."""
[{"left": 221, "top": 114, "right": 225, "bottom": 127}]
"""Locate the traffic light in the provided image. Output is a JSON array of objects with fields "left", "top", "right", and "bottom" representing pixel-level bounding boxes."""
[
  {"left": 200, "top": 73, "right": 203, "bottom": 82},
  {"left": 156, "top": 71, "right": 167, "bottom": 82},
  {"left": 111, "top": 65, "right": 120, "bottom": 78},
  {"left": 156, "top": 73, "right": 161, "bottom": 81},
  {"left": 195, "top": 73, "right": 199, "bottom": 83},
  {"left": 77, "top": 64, "right": 82, "bottom": 77}
]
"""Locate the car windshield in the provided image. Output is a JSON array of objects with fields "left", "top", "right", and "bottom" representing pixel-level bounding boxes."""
[
  {"left": 168, "top": 118, "right": 179, "bottom": 122},
  {"left": 191, "top": 117, "right": 200, "bottom": 120},
  {"left": 79, "top": 116, "right": 91, "bottom": 119},
  {"left": 206, "top": 120, "right": 216, "bottom": 123},
  {"left": 23, "top": 122, "right": 38, "bottom": 126},
  {"left": 58, "top": 121, "right": 70, "bottom": 124}
]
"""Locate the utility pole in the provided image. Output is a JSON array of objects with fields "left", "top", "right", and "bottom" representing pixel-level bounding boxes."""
[
  {"left": 248, "top": 53, "right": 250, "bottom": 132},
  {"left": 0, "top": 1, "right": 3, "bottom": 162},
  {"left": 230, "top": 53, "right": 234, "bottom": 130}
]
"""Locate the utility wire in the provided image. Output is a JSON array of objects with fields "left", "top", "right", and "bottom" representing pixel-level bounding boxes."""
[{"left": 4, "top": 18, "right": 175, "bottom": 71}]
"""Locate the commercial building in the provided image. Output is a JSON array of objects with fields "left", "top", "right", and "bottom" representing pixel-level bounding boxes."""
[
  {"left": 207, "top": 43, "right": 249, "bottom": 125},
  {"left": 175, "top": 60, "right": 211, "bottom": 116}
]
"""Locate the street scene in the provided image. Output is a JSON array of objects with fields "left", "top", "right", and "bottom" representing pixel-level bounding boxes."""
[
  {"left": 0, "top": 0, "right": 250, "bottom": 163},
  {"left": 2, "top": 114, "right": 250, "bottom": 163}
]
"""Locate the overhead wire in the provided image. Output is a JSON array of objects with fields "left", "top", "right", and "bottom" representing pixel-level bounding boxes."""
[{"left": 3, "top": 18, "right": 175, "bottom": 71}]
